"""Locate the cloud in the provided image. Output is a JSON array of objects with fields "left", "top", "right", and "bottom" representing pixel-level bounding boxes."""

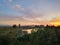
[
  {"left": 0, "top": 14, "right": 33, "bottom": 25},
  {"left": 12, "top": 4, "right": 47, "bottom": 22},
  {"left": 12, "top": 4, "right": 24, "bottom": 12},
  {"left": 2, "top": 0, "right": 60, "bottom": 25},
  {"left": 8, "top": 0, "right": 13, "bottom": 3},
  {"left": 0, "top": 13, "right": 32, "bottom": 22},
  {"left": 11, "top": 3, "right": 60, "bottom": 21},
  {"left": 49, "top": 18, "right": 60, "bottom": 26},
  {"left": 10, "top": 0, "right": 60, "bottom": 22},
  {"left": 50, "top": 18, "right": 60, "bottom": 22},
  {"left": 1, "top": 13, "right": 60, "bottom": 26}
]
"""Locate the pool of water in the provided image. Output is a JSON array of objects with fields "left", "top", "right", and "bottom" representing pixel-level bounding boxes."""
[{"left": 22, "top": 29, "right": 32, "bottom": 34}]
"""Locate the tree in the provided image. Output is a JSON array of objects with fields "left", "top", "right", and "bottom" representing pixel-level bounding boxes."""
[
  {"left": 12, "top": 24, "right": 17, "bottom": 28},
  {"left": 18, "top": 24, "right": 21, "bottom": 28}
]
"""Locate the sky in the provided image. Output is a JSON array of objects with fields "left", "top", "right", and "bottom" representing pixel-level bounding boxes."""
[{"left": 0, "top": 0, "right": 60, "bottom": 26}]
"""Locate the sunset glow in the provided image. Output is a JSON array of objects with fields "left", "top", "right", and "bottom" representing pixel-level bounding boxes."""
[
  {"left": 0, "top": 0, "right": 60, "bottom": 26},
  {"left": 51, "top": 22, "right": 60, "bottom": 26}
]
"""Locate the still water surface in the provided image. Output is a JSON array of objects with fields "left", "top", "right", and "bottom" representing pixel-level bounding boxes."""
[{"left": 22, "top": 29, "right": 32, "bottom": 34}]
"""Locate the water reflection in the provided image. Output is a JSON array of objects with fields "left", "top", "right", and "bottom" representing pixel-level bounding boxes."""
[{"left": 22, "top": 29, "right": 32, "bottom": 34}]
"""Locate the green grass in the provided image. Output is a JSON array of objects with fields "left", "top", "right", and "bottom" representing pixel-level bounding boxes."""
[{"left": 0, "top": 28, "right": 22, "bottom": 38}]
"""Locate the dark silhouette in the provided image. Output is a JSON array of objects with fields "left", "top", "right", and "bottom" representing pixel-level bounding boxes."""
[
  {"left": 12, "top": 24, "right": 17, "bottom": 28},
  {"left": 55, "top": 26, "right": 60, "bottom": 45},
  {"left": 18, "top": 24, "right": 21, "bottom": 28},
  {"left": 0, "top": 36, "right": 10, "bottom": 45}
]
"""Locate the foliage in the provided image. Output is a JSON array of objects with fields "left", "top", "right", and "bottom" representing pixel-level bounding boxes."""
[
  {"left": 0, "top": 26, "right": 60, "bottom": 45},
  {"left": 12, "top": 24, "right": 17, "bottom": 28},
  {"left": 30, "top": 28, "right": 59, "bottom": 45}
]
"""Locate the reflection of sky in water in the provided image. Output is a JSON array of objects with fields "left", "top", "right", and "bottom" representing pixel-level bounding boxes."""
[
  {"left": 22, "top": 29, "right": 32, "bottom": 34},
  {"left": 22, "top": 28, "right": 38, "bottom": 34}
]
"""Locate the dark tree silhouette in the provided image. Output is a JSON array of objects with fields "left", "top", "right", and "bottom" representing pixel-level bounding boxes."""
[
  {"left": 18, "top": 24, "right": 21, "bottom": 28},
  {"left": 12, "top": 24, "right": 17, "bottom": 28}
]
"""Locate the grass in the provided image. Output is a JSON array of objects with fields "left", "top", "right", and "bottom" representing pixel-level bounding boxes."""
[{"left": 0, "top": 28, "right": 22, "bottom": 38}]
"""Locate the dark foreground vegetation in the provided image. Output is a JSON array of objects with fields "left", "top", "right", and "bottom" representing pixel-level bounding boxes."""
[{"left": 0, "top": 25, "right": 60, "bottom": 45}]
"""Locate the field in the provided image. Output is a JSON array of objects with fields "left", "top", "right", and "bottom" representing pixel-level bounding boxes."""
[{"left": 0, "top": 26, "right": 60, "bottom": 45}]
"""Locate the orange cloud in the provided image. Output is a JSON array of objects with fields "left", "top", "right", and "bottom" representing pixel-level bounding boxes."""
[{"left": 50, "top": 18, "right": 60, "bottom": 26}]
